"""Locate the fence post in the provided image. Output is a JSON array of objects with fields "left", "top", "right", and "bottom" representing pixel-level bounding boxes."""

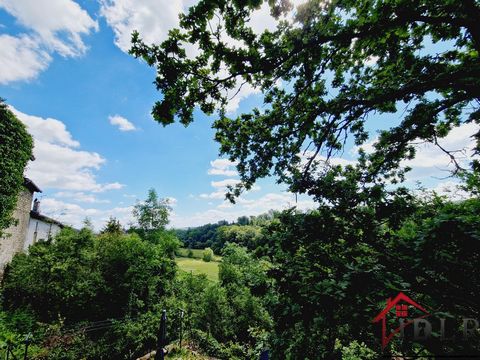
[
  {"left": 154, "top": 310, "right": 167, "bottom": 360},
  {"left": 24, "top": 334, "right": 32, "bottom": 360}
]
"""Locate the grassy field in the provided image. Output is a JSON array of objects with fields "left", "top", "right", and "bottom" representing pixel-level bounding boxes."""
[
  {"left": 176, "top": 248, "right": 221, "bottom": 261},
  {"left": 175, "top": 257, "right": 220, "bottom": 282}
]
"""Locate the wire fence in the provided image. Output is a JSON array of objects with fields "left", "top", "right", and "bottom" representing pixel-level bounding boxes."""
[{"left": 0, "top": 310, "right": 183, "bottom": 360}]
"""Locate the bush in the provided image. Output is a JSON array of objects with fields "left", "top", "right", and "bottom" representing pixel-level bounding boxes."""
[
  {"left": 202, "top": 248, "right": 214, "bottom": 262},
  {"left": 158, "top": 230, "right": 182, "bottom": 259},
  {"left": 1, "top": 228, "right": 177, "bottom": 358},
  {"left": 337, "top": 340, "right": 376, "bottom": 360},
  {"left": 189, "top": 329, "right": 245, "bottom": 359}
]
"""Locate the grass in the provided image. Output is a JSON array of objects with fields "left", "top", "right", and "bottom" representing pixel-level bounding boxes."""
[
  {"left": 176, "top": 248, "right": 221, "bottom": 261},
  {"left": 175, "top": 257, "right": 220, "bottom": 282}
]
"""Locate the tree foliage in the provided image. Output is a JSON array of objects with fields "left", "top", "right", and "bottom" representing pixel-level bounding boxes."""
[
  {"left": 0, "top": 99, "right": 33, "bottom": 237},
  {"left": 1, "top": 228, "right": 176, "bottom": 323},
  {"left": 264, "top": 195, "right": 480, "bottom": 358},
  {"left": 0, "top": 227, "right": 177, "bottom": 359},
  {"left": 133, "top": 188, "right": 171, "bottom": 231},
  {"left": 100, "top": 216, "right": 123, "bottom": 234},
  {"left": 216, "top": 224, "right": 263, "bottom": 251},
  {"left": 131, "top": 0, "right": 480, "bottom": 201},
  {"left": 175, "top": 221, "right": 226, "bottom": 249},
  {"left": 202, "top": 247, "right": 214, "bottom": 262}
]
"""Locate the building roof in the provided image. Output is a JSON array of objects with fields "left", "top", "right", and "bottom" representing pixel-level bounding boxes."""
[
  {"left": 30, "top": 211, "right": 64, "bottom": 228},
  {"left": 23, "top": 178, "right": 42, "bottom": 193}
]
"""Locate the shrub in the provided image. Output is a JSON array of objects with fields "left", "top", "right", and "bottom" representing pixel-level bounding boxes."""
[
  {"left": 1, "top": 227, "right": 176, "bottom": 326},
  {"left": 189, "top": 329, "right": 225, "bottom": 358},
  {"left": 202, "top": 248, "right": 214, "bottom": 262},
  {"left": 338, "top": 340, "right": 376, "bottom": 360}
]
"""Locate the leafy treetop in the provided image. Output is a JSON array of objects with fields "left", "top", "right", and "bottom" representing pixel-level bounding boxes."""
[
  {"left": 101, "top": 216, "right": 123, "bottom": 234},
  {"left": 133, "top": 188, "right": 171, "bottom": 231},
  {"left": 131, "top": 0, "right": 480, "bottom": 203}
]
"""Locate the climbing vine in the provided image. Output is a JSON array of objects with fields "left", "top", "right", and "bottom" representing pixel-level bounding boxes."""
[{"left": 0, "top": 99, "right": 33, "bottom": 237}]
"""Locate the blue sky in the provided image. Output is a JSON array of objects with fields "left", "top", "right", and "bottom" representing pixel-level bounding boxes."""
[{"left": 0, "top": 0, "right": 475, "bottom": 229}]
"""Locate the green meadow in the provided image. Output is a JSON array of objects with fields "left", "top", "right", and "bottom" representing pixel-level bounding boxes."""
[
  {"left": 176, "top": 247, "right": 221, "bottom": 261},
  {"left": 175, "top": 257, "right": 220, "bottom": 282}
]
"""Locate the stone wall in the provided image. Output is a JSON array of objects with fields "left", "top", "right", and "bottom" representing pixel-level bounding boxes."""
[
  {"left": 24, "top": 218, "right": 62, "bottom": 250},
  {"left": 0, "top": 188, "right": 33, "bottom": 276}
]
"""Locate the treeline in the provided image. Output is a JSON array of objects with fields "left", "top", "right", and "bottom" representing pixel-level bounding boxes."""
[{"left": 175, "top": 211, "right": 278, "bottom": 253}]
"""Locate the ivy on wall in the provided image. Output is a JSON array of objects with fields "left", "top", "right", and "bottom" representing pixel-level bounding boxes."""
[{"left": 0, "top": 99, "right": 33, "bottom": 237}]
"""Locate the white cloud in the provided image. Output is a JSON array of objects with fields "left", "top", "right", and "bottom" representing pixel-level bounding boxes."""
[
  {"left": 54, "top": 191, "right": 111, "bottom": 204},
  {"left": 40, "top": 198, "right": 134, "bottom": 230},
  {"left": 207, "top": 168, "right": 238, "bottom": 177},
  {"left": 428, "top": 181, "right": 472, "bottom": 201},
  {"left": 166, "top": 197, "right": 178, "bottom": 206},
  {"left": 100, "top": 0, "right": 186, "bottom": 52},
  {"left": 0, "top": 0, "right": 98, "bottom": 56},
  {"left": 11, "top": 107, "right": 80, "bottom": 147},
  {"left": 172, "top": 191, "right": 315, "bottom": 228},
  {"left": 224, "top": 81, "right": 261, "bottom": 113},
  {"left": 97, "top": 182, "right": 124, "bottom": 192},
  {"left": 0, "top": 34, "right": 50, "bottom": 84},
  {"left": 296, "top": 151, "right": 357, "bottom": 178},
  {"left": 170, "top": 208, "right": 234, "bottom": 228},
  {"left": 200, "top": 159, "right": 241, "bottom": 199},
  {"left": 0, "top": 0, "right": 97, "bottom": 83},
  {"left": 248, "top": 2, "right": 278, "bottom": 35},
  {"left": 190, "top": 155, "right": 317, "bottom": 226},
  {"left": 237, "top": 192, "right": 314, "bottom": 212},
  {"left": 208, "top": 158, "right": 238, "bottom": 176},
  {"left": 405, "top": 122, "right": 478, "bottom": 173},
  {"left": 41, "top": 194, "right": 178, "bottom": 231},
  {"left": 353, "top": 122, "right": 479, "bottom": 181},
  {"left": 211, "top": 178, "right": 241, "bottom": 188},
  {"left": 12, "top": 106, "right": 124, "bottom": 192},
  {"left": 198, "top": 172, "right": 241, "bottom": 199},
  {"left": 109, "top": 114, "right": 137, "bottom": 131},
  {"left": 199, "top": 190, "right": 227, "bottom": 200},
  {"left": 217, "top": 201, "right": 234, "bottom": 209}
]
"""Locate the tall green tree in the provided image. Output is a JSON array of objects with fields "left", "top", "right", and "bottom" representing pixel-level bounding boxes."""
[
  {"left": 0, "top": 99, "right": 33, "bottom": 237},
  {"left": 131, "top": 0, "right": 479, "bottom": 202},
  {"left": 101, "top": 216, "right": 123, "bottom": 234},
  {"left": 132, "top": 188, "right": 171, "bottom": 231}
]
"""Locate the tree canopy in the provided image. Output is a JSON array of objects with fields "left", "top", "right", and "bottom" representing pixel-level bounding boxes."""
[
  {"left": 0, "top": 99, "right": 33, "bottom": 237},
  {"left": 133, "top": 188, "right": 171, "bottom": 231},
  {"left": 131, "top": 0, "right": 480, "bottom": 202}
]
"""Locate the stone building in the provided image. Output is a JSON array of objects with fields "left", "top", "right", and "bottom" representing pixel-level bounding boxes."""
[{"left": 0, "top": 178, "right": 63, "bottom": 276}]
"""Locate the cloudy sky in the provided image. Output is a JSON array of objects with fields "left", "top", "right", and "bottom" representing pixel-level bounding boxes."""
[{"left": 0, "top": 0, "right": 476, "bottom": 230}]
